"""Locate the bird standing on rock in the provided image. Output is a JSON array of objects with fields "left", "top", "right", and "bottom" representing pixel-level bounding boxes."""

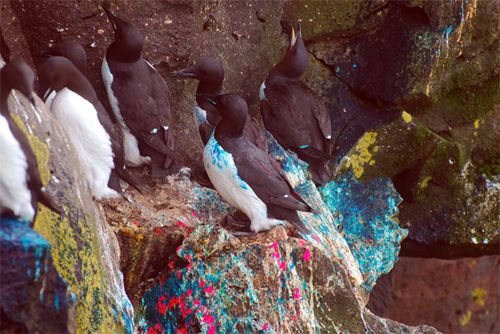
[
  {"left": 171, "top": 57, "right": 268, "bottom": 151},
  {"left": 41, "top": 40, "right": 143, "bottom": 196},
  {"left": 101, "top": 4, "right": 175, "bottom": 176},
  {"left": 38, "top": 56, "right": 119, "bottom": 200},
  {"left": 260, "top": 24, "right": 333, "bottom": 185},
  {"left": 0, "top": 59, "right": 62, "bottom": 223},
  {"left": 203, "top": 93, "right": 314, "bottom": 236}
]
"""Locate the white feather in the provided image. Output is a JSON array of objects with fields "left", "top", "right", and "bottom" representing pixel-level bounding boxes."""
[
  {"left": 101, "top": 57, "right": 150, "bottom": 167},
  {"left": 203, "top": 134, "right": 282, "bottom": 232},
  {"left": 259, "top": 81, "right": 267, "bottom": 101},
  {"left": 50, "top": 88, "right": 118, "bottom": 199},
  {"left": 0, "top": 114, "right": 35, "bottom": 221}
]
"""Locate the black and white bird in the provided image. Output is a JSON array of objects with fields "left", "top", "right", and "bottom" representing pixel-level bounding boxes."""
[
  {"left": 260, "top": 24, "right": 332, "bottom": 184},
  {"left": 41, "top": 40, "right": 143, "bottom": 195},
  {"left": 203, "top": 93, "right": 314, "bottom": 235},
  {"left": 0, "top": 59, "right": 61, "bottom": 223},
  {"left": 38, "top": 56, "right": 118, "bottom": 199},
  {"left": 171, "top": 57, "right": 268, "bottom": 149},
  {"left": 101, "top": 4, "right": 174, "bottom": 176}
]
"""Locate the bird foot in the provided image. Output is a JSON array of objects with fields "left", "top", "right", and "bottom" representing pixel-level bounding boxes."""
[{"left": 222, "top": 214, "right": 257, "bottom": 237}]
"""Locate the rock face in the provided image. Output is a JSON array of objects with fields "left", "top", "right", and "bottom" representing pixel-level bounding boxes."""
[
  {"left": 2, "top": 0, "right": 497, "bottom": 255},
  {"left": 368, "top": 256, "right": 500, "bottom": 334},
  {"left": 283, "top": 0, "right": 499, "bottom": 255},
  {"left": 104, "top": 142, "right": 421, "bottom": 333},
  {"left": 0, "top": 217, "right": 75, "bottom": 334},
  {"left": 0, "top": 0, "right": 497, "bottom": 332},
  {"left": 2, "top": 82, "right": 133, "bottom": 332}
]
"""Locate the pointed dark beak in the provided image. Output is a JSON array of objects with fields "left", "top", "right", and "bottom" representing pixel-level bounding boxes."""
[
  {"left": 28, "top": 95, "right": 36, "bottom": 107},
  {"left": 169, "top": 65, "right": 198, "bottom": 78},
  {"left": 101, "top": 4, "right": 118, "bottom": 32}
]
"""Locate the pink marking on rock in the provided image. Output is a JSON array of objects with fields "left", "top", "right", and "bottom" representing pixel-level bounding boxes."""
[
  {"left": 194, "top": 299, "right": 201, "bottom": 307},
  {"left": 272, "top": 252, "right": 280, "bottom": 259},
  {"left": 168, "top": 260, "right": 174, "bottom": 270},
  {"left": 262, "top": 323, "right": 269, "bottom": 331},
  {"left": 191, "top": 211, "right": 199, "bottom": 219},
  {"left": 271, "top": 241, "right": 279, "bottom": 251},
  {"left": 303, "top": 249, "right": 311, "bottom": 262},
  {"left": 208, "top": 325, "right": 216, "bottom": 334},
  {"left": 293, "top": 288, "right": 301, "bottom": 299},
  {"left": 132, "top": 221, "right": 141, "bottom": 226},
  {"left": 297, "top": 239, "right": 306, "bottom": 247},
  {"left": 204, "top": 286, "right": 215, "bottom": 295},
  {"left": 155, "top": 227, "right": 162, "bottom": 235},
  {"left": 176, "top": 220, "right": 188, "bottom": 228},
  {"left": 279, "top": 261, "right": 286, "bottom": 271},
  {"left": 203, "top": 314, "right": 215, "bottom": 323},
  {"left": 186, "top": 289, "right": 193, "bottom": 296},
  {"left": 186, "top": 254, "right": 192, "bottom": 262},
  {"left": 177, "top": 271, "right": 182, "bottom": 279},
  {"left": 199, "top": 279, "right": 206, "bottom": 288}
]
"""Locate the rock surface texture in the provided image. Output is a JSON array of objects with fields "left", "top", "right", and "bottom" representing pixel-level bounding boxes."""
[
  {"left": 0, "top": 0, "right": 497, "bottom": 333},
  {"left": 1, "top": 67, "right": 133, "bottom": 333}
]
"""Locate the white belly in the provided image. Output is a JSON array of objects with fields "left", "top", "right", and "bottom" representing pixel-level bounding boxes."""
[
  {"left": 0, "top": 114, "right": 34, "bottom": 222},
  {"left": 203, "top": 135, "right": 281, "bottom": 232},
  {"left": 102, "top": 57, "right": 150, "bottom": 167},
  {"left": 194, "top": 105, "right": 207, "bottom": 127},
  {"left": 51, "top": 88, "right": 118, "bottom": 199}
]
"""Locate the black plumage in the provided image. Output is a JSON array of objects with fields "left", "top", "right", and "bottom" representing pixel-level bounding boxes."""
[
  {"left": 38, "top": 55, "right": 143, "bottom": 194},
  {"left": 211, "top": 94, "right": 313, "bottom": 235},
  {"left": 260, "top": 24, "right": 332, "bottom": 184},
  {"left": 102, "top": 5, "right": 174, "bottom": 176},
  {"left": 172, "top": 57, "right": 268, "bottom": 151},
  {"left": 0, "top": 59, "right": 62, "bottom": 223}
]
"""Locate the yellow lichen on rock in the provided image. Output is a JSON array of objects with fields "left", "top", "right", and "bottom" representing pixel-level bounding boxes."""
[
  {"left": 345, "top": 131, "right": 378, "bottom": 178},
  {"left": 402, "top": 111, "right": 413, "bottom": 123}
]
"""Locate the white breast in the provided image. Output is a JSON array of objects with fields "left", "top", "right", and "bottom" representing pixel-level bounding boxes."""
[
  {"left": 203, "top": 135, "right": 281, "bottom": 232},
  {"left": 194, "top": 106, "right": 208, "bottom": 127},
  {"left": 50, "top": 88, "right": 118, "bottom": 199},
  {"left": 101, "top": 57, "right": 150, "bottom": 167},
  {"left": 259, "top": 81, "right": 267, "bottom": 101},
  {"left": 0, "top": 114, "right": 34, "bottom": 221}
]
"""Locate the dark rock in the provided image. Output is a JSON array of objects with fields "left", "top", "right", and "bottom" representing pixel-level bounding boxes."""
[
  {"left": 0, "top": 217, "right": 75, "bottom": 334},
  {"left": 368, "top": 255, "right": 500, "bottom": 333},
  {"left": 2, "top": 58, "right": 134, "bottom": 332}
]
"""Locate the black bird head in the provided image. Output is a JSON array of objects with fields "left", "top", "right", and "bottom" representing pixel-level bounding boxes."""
[
  {"left": 1, "top": 59, "right": 36, "bottom": 112},
  {"left": 102, "top": 4, "right": 144, "bottom": 62},
  {"left": 171, "top": 57, "right": 224, "bottom": 92},
  {"left": 206, "top": 93, "right": 248, "bottom": 138},
  {"left": 44, "top": 40, "right": 87, "bottom": 74},
  {"left": 38, "top": 56, "right": 94, "bottom": 103},
  {"left": 270, "top": 23, "right": 308, "bottom": 81}
]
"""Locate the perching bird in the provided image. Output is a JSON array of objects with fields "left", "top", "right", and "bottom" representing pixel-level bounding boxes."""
[
  {"left": 41, "top": 40, "right": 143, "bottom": 195},
  {"left": 171, "top": 57, "right": 268, "bottom": 150},
  {"left": 101, "top": 4, "right": 175, "bottom": 176},
  {"left": 260, "top": 24, "right": 332, "bottom": 184},
  {"left": 0, "top": 59, "right": 61, "bottom": 223},
  {"left": 203, "top": 93, "right": 314, "bottom": 236},
  {"left": 38, "top": 56, "right": 118, "bottom": 199}
]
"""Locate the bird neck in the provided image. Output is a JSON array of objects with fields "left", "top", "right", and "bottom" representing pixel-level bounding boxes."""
[{"left": 107, "top": 40, "right": 143, "bottom": 63}]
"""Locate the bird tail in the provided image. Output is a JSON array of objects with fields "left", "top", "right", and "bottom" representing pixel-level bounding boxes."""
[{"left": 38, "top": 188, "right": 63, "bottom": 216}]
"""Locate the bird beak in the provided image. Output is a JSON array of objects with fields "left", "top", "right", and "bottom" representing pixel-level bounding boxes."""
[
  {"left": 169, "top": 65, "right": 198, "bottom": 78},
  {"left": 28, "top": 95, "right": 36, "bottom": 107},
  {"left": 101, "top": 4, "right": 118, "bottom": 32},
  {"left": 290, "top": 23, "right": 301, "bottom": 49},
  {"left": 290, "top": 25, "right": 297, "bottom": 49}
]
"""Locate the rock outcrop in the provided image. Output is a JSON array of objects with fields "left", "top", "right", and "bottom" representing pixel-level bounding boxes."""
[{"left": 1, "top": 67, "right": 133, "bottom": 333}]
